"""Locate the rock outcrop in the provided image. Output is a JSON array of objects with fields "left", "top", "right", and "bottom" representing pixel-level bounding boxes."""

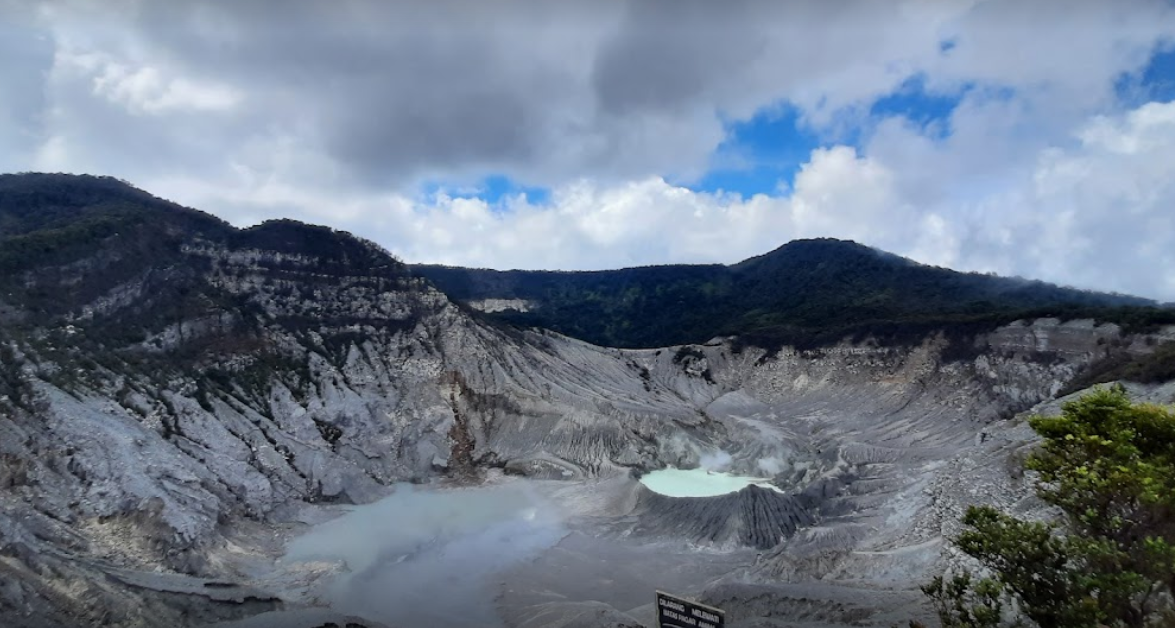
[{"left": 632, "top": 484, "right": 814, "bottom": 549}]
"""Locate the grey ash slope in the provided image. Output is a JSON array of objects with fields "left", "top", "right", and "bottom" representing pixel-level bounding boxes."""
[{"left": 1, "top": 173, "right": 1174, "bottom": 628}]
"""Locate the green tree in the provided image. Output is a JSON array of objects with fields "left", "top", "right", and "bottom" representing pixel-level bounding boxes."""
[
  {"left": 928, "top": 386, "right": 1175, "bottom": 628},
  {"left": 921, "top": 571, "right": 1008, "bottom": 628}
]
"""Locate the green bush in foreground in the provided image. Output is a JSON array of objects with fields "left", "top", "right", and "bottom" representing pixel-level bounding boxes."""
[{"left": 926, "top": 386, "right": 1175, "bottom": 628}]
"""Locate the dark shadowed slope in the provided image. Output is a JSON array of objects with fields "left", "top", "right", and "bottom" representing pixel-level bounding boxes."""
[{"left": 415, "top": 239, "right": 1168, "bottom": 349}]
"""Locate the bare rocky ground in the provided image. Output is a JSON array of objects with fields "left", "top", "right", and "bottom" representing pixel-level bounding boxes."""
[
  {"left": 174, "top": 366, "right": 1175, "bottom": 628},
  {"left": 3, "top": 229, "right": 1174, "bottom": 627}
]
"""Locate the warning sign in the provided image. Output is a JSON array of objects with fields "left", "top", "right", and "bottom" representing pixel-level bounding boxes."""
[{"left": 656, "top": 590, "right": 724, "bottom": 628}]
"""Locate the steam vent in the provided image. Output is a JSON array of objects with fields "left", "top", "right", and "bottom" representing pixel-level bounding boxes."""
[{"left": 635, "top": 469, "right": 814, "bottom": 549}]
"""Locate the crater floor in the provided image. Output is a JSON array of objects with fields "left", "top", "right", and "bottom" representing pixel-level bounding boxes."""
[{"left": 206, "top": 473, "right": 934, "bottom": 628}]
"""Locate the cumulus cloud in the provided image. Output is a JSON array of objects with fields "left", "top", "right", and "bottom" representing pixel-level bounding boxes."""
[
  {"left": 999, "top": 102, "right": 1175, "bottom": 298},
  {"left": 2, "top": 0, "right": 1175, "bottom": 299},
  {"left": 88, "top": 60, "right": 241, "bottom": 115}
]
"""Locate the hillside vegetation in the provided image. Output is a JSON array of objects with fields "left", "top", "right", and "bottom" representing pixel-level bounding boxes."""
[{"left": 415, "top": 241, "right": 1172, "bottom": 350}]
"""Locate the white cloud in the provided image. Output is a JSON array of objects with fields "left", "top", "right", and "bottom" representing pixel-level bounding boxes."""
[
  {"left": 787, "top": 146, "right": 913, "bottom": 242},
  {"left": 859, "top": 99, "right": 1175, "bottom": 299},
  {"left": 92, "top": 63, "right": 241, "bottom": 114},
  {"left": 1018, "top": 102, "right": 1175, "bottom": 297},
  {"left": 31, "top": 134, "right": 69, "bottom": 171},
  {"left": 48, "top": 43, "right": 241, "bottom": 116}
]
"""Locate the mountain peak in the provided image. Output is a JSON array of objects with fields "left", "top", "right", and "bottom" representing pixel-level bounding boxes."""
[
  {"left": 0, "top": 171, "right": 230, "bottom": 239},
  {"left": 732, "top": 237, "right": 907, "bottom": 272}
]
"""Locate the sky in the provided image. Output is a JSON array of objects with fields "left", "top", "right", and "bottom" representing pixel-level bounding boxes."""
[{"left": 2, "top": 1, "right": 1175, "bottom": 301}]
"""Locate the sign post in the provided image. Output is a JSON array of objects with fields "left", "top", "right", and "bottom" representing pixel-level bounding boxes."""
[{"left": 656, "top": 590, "right": 725, "bottom": 628}]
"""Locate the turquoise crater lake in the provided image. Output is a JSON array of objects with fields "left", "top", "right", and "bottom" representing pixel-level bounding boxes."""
[{"left": 638, "top": 467, "right": 783, "bottom": 497}]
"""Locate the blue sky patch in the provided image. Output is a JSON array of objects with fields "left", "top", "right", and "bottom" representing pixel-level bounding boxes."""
[
  {"left": 477, "top": 174, "right": 551, "bottom": 206},
  {"left": 870, "top": 74, "right": 965, "bottom": 137},
  {"left": 682, "top": 105, "right": 820, "bottom": 198},
  {"left": 420, "top": 174, "right": 551, "bottom": 208},
  {"left": 681, "top": 77, "right": 970, "bottom": 199},
  {"left": 1116, "top": 44, "right": 1175, "bottom": 106}
]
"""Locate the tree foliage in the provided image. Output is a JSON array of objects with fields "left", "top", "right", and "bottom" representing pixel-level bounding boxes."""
[
  {"left": 922, "top": 572, "right": 1009, "bottom": 628},
  {"left": 930, "top": 386, "right": 1175, "bottom": 628}
]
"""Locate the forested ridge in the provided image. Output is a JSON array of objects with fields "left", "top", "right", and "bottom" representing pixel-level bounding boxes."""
[{"left": 415, "top": 240, "right": 1172, "bottom": 350}]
